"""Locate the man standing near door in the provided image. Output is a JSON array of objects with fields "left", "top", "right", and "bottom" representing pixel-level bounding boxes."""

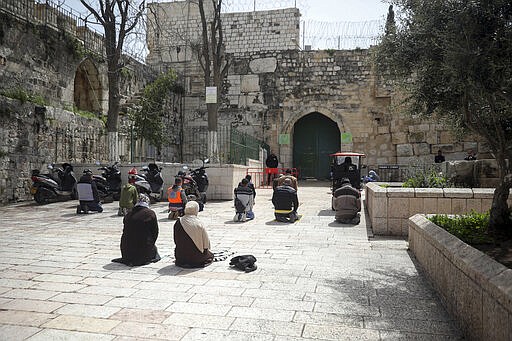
[{"left": 266, "top": 150, "right": 279, "bottom": 186}]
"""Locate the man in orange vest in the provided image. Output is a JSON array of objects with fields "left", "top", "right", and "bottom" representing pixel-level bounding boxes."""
[{"left": 167, "top": 177, "right": 188, "bottom": 219}]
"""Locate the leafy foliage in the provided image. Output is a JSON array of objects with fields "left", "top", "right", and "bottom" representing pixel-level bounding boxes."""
[
  {"left": 402, "top": 168, "right": 450, "bottom": 188},
  {"left": 1, "top": 87, "right": 48, "bottom": 106},
  {"left": 130, "top": 70, "right": 183, "bottom": 151},
  {"left": 375, "top": 0, "right": 512, "bottom": 230},
  {"left": 429, "top": 211, "right": 493, "bottom": 244}
]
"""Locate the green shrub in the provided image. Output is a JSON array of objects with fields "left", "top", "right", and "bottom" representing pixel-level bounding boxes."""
[
  {"left": 1, "top": 87, "right": 48, "bottom": 105},
  {"left": 429, "top": 211, "right": 493, "bottom": 244},
  {"left": 402, "top": 166, "right": 450, "bottom": 188}
]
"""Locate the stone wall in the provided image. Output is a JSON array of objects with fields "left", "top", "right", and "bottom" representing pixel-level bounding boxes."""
[
  {"left": 0, "top": 97, "right": 108, "bottom": 204},
  {"left": 365, "top": 182, "right": 512, "bottom": 236},
  {"left": 408, "top": 214, "right": 512, "bottom": 340},
  {"left": 146, "top": 2, "right": 488, "bottom": 170}
]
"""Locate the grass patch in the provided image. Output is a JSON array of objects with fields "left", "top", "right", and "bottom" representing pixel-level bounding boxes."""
[{"left": 1, "top": 87, "right": 48, "bottom": 106}]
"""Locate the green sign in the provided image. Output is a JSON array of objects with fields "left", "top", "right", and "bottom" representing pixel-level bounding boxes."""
[
  {"left": 279, "top": 134, "right": 290, "bottom": 145},
  {"left": 341, "top": 132, "right": 353, "bottom": 144}
]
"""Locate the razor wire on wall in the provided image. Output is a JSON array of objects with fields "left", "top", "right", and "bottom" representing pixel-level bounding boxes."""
[{"left": 148, "top": 0, "right": 384, "bottom": 50}]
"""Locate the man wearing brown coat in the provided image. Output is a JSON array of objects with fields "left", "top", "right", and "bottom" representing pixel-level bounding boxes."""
[{"left": 333, "top": 178, "right": 361, "bottom": 224}]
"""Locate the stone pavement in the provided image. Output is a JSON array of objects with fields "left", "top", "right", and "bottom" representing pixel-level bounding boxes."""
[{"left": 0, "top": 181, "right": 463, "bottom": 340}]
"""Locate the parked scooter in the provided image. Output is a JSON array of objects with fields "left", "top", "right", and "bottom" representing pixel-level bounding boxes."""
[
  {"left": 133, "top": 163, "right": 164, "bottom": 202},
  {"left": 94, "top": 162, "right": 122, "bottom": 201},
  {"left": 31, "top": 163, "right": 77, "bottom": 204},
  {"left": 188, "top": 158, "right": 210, "bottom": 203}
]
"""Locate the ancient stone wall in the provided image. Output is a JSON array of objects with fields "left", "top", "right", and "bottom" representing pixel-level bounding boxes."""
[
  {"left": 147, "top": 2, "right": 488, "bottom": 171},
  {"left": 146, "top": 2, "right": 299, "bottom": 65}
]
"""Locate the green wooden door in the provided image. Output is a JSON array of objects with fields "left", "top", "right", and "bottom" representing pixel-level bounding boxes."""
[{"left": 293, "top": 113, "right": 340, "bottom": 179}]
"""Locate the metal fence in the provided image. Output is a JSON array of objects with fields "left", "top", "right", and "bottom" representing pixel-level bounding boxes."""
[
  {"left": 182, "top": 125, "right": 264, "bottom": 165},
  {"left": 0, "top": 0, "right": 143, "bottom": 63}
]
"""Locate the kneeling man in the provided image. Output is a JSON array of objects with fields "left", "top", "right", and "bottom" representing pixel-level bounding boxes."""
[
  {"left": 333, "top": 178, "right": 361, "bottom": 224},
  {"left": 272, "top": 178, "right": 299, "bottom": 223}
]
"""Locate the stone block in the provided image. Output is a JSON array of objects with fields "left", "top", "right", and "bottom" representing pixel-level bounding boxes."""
[
  {"left": 451, "top": 199, "right": 467, "bottom": 214},
  {"left": 391, "top": 132, "right": 408, "bottom": 144},
  {"left": 437, "top": 198, "right": 452, "bottom": 214},
  {"left": 412, "top": 142, "right": 430, "bottom": 155},
  {"left": 466, "top": 199, "right": 482, "bottom": 213},
  {"left": 472, "top": 188, "right": 494, "bottom": 199},
  {"left": 240, "top": 74, "right": 260, "bottom": 92},
  {"left": 443, "top": 188, "right": 473, "bottom": 198},
  {"left": 415, "top": 188, "right": 444, "bottom": 198},
  {"left": 409, "top": 197, "right": 424, "bottom": 215},
  {"left": 396, "top": 144, "right": 413, "bottom": 157},
  {"left": 388, "top": 197, "right": 410, "bottom": 219},
  {"left": 372, "top": 218, "right": 388, "bottom": 235},
  {"left": 370, "top": 196, "right": 387, "bottom": 218},
  {"left": 387, "top": 218, "right": 402, "bottom": 235},
  {"left": 249, "top": 57, "right": 277, "bottom": 73},
  {"left": 423, "top": 198, "right": 438, "bottom": 214},
  {"left": 482, "top": 291, "right": 512, "bottom": 341},
  {"left": 386, "top": 188, "right": 414, "bottom": 198}
]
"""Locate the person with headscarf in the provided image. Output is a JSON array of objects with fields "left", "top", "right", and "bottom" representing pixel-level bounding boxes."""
[
  {"left": 112, "top": 194, "right": 161, "bottom": 266},
  {"left": 173, "top": 201, "right": 214, "bottom": 268}
]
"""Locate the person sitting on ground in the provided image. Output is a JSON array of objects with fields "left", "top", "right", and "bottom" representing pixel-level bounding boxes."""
[
  {"left": 113, "top": 194, "right": 161, "bottom": 266},
  {"left": 464, "top": 149, "right": 477, "bottom": 161},
  {"left": 367, "top": 170, "right": 380, "bottom": 182},
  {"left": 277, "top": 168, "right": 298, "bottom": 190},
  {"left": 76, "top": 169, "right": 103, "bottom": 214},
  {"left": 272, "top": 178, "right": 299, "bottom": 223},
  {"left": 333, "top": 178, "right": 361, "bottom": 224},
  {"left": 434, "top": 150, "right": 445, "bottom": 163},
  {"left": 167, "top": 177, "right": 188, "bottom": 219},
  {"left": 234, "top": 178, "right": 255, "bottom": 222},
  {"left": 118, "top": 172, "right": 139, "bottom": 216},
  {"left": 174, "top": 201, "right": 214, "bottom": 268}
]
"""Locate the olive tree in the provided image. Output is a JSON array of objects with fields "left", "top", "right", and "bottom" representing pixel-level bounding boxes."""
[{"left": 376, "top": 1, "right": 512, "bottom": 232}]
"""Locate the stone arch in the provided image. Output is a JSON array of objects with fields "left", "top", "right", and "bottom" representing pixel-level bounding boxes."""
[
  {"left": 73, "top": 58, "right": 103, "bottom": 113},
  {"left": 279, "top": 107, "right": 350, "bottom": 176}
]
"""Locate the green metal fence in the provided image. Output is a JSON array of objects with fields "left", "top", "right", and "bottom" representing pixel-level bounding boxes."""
[
  {"left": 181, "top": 125, "right": 264, "bottom": 165},
  {"left": 228, "top": 127, "right": 262, "bottom": 165}
]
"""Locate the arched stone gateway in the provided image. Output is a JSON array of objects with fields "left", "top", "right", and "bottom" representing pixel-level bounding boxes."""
[
  {"left": 73, "top": 58, "right": 103, "bottom": 114},
  {"left": 292, "top": 112, "right": 341, "bottom": 180}
]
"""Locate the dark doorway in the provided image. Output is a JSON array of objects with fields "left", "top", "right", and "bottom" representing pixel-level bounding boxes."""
[
  {"left": 74, "top": 58, "right": 102, "bottom": 113},
  {"left": 293, "top": 112, "right": 340, "bottom": 179}
]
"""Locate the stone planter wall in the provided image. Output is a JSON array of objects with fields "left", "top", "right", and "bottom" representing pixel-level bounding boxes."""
[
  {"left": 365, "top": 182, "right": 512, "bottom": 236},
  {"left": 408, "top": 214, "right": 512, "bottom": 340}
]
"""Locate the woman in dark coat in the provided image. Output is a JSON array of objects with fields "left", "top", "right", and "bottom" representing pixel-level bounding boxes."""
[
  {"left": 114, "top": 194, "right": 160, "bottom": 266},
  {"left": 174, "top": 201, "right": 214, "bottom": 268}
]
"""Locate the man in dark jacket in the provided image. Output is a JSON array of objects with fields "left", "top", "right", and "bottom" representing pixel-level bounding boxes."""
[
  {"left": 234, "top": 178, "right": 254, "bottom": 221},
  {"left": 333, "top": 178, "right": 361, "bottom": 224},
  {"left": 76, "top": 169, "right": 103, "bottom": 214},
  {"left": 266, "top": 150, "right": 279, "bottom": 185},
  {"left": 113, "top": 194, "right": 160, "bottom": 266},
  {"left": 272, "top": 178, "right": 299, "bottom": 223}
]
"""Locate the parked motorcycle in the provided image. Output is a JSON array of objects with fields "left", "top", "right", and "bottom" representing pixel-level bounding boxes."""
[
  {"left": 94, "top": 162, "right": 122, "bottom": 201},
  {"left": 133, "top": 163, "right": 164, "bottom": 202},
  {"left": 31, "top": 163, "right": 77, "bottom": 204},
  {"left": 188, "top": 158, "right": 210, "bottom": 203}
]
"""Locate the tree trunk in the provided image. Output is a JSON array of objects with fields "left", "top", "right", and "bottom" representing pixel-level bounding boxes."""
[
  {"left": 207, "top": 130, "right": 219, "bottom": 163},
  {"left": 108, "top": 131, "right": 119, "bottom": 163},
  {"left": 106, "top": 54, "right": 120, "bottom": 162},
  {"left": 489, "top": 174, "right": 512, "bottom": 233}
]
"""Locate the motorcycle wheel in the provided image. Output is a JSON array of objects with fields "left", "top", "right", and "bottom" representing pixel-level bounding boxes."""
[{"left": 34, "top": 188, "right": 53, "bottom": 205}]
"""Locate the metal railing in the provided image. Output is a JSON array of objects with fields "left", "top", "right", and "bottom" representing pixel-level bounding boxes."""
[
  {"left": 0, "top": 0, "right": 143, "bottom": 63},
  {"left": 181, "top": 125, "right": 264, "bottom": 165}
]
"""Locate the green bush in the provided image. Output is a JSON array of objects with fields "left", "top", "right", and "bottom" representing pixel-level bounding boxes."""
[
  {"left": 1, "top": 87, "right": 48, "bottom": 106},
  {"left": 429, "top": 211, "right": 493, "bottom": 244},
  {"left": 402, "top": 167, "right": 450, "bottom": 188}
]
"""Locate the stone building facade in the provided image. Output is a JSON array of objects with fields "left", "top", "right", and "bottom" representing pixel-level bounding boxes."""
[{"left": 146, "top": 1, "right": 488, "bottom": 179}]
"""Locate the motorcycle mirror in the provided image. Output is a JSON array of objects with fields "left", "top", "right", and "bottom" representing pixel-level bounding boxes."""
[{"left": 204, "top": 158, "right": 210, "bottom": 164}]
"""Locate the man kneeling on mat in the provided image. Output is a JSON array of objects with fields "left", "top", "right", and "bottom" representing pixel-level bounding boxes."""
[{"left": 272, "top": 178, "right": 299, "bottom": 223}]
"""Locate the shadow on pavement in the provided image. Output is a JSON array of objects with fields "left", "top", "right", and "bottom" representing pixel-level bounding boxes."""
[{"left": 318, "top": 209, "right": 335, "bottom": 216}]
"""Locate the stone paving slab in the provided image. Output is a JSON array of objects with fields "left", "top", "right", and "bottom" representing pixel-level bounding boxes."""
[{"left": 0, "top": 182, "right": 463, "bottom": 340}]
